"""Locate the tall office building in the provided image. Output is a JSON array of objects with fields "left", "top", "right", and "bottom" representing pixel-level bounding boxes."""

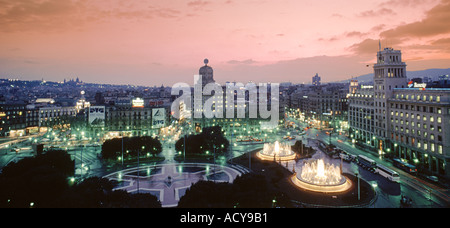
[
  {"left": 373, "top": 47, "right": 407, "bottom": 151},
  {"left": 349, "top": 47, "right": 450, "bottom": 179},
  {"left": 312, "top": 73, "right": 321, "bottom": 86}
]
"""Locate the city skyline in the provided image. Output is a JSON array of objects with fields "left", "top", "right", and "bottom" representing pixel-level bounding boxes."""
[{"left": 1, "top": 0, "right": 450, "bottom": 86}]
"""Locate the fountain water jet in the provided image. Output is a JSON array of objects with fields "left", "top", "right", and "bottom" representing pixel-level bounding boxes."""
[
  {"left": 256, "top": 141, "right": 296, "bottom": 161},
  {"left": 292, "top": 159, "right": 352, "bottom": 193}
]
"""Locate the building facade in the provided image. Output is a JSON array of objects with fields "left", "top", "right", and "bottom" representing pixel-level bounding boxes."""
[
  {"left": 348, "top": 86, "right": 374, "bottom": 146},
  {"left": 388, "top": 88, "right": 450, "bottom": 177},
  {"left": 0, "top": 103, "right": 27, "bottom": 137},
  {"left": 349, "top": 47, "right": 450, "bottom": 179}
]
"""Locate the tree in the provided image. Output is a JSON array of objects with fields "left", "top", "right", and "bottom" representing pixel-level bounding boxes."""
[
  {"left": 0, "top": 150, "right": 162, "bottom": 208},
  {"left": 101, "top": 138, "right": 122, "bottom": 160},
  {"left": 178, "top": 173, "right": 292, "bottom": 208},
  {"left": 101, "top": 136, "right": 162, "bottom": 160},
  {"left": 177, "top": 181, "right": 234, "bottom": 208},
  {"left": 0, "top": 150, "right": 74, "bottom": 208},
  {"left": 56, "top": 177, "right": 162, "bottom": 208},
  {"left": 175, "top": 126, "right": 229, "bottom": 156}
]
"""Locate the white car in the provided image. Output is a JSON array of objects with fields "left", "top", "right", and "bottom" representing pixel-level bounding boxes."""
[{"left": 426, "top": 176, "right": 439, "bottom": 183}]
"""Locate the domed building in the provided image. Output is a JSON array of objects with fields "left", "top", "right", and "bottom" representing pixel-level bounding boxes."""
[{"left": 199, "top": 59, "right": 215, "bottom": 86}]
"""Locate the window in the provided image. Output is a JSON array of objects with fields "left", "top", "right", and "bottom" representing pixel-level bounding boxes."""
[{"left": 437, "top": 117, "right": 442, "bottom": 123}]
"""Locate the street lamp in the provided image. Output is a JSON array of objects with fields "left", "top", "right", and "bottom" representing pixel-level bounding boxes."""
[
  {"left": 355, "top": 172, "right": 360, "bottom": 201},
  {"left": 137, "top": 146, "right": 144, "bottom": 194}
]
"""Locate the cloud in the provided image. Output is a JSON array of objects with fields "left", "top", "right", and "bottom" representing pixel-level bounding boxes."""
[
  {"left": 108, "top": 7, "right": 181, "bottom": 20},
  {"left": 0, "top": 0, "right": 87, "bottom": 32},
  {"left": 370, "top": 24, "right": 386, "bottom": 32},
  {"left": 226, "top": 59, "right": 258, "bottom": 65},
  {"left": 0, "top": 0, "right": 183, "bottom": 33},
  {"left": 380, "top": 0, "right": 450, "bottom": 38},
  {"left": 345, "top": 31, "right": 367, "bottom": 38},
  {"left": 431, "top": 37, "right": 450, "bottom": 46},
  {"left": 318, "top": 37, "right": 339, "bottom": 42},
  {"left": 357, "top": 8, "right": 396, "bottom": 17},
  {"left": 187, "top": 0, "right": 211, "bottom": 7},
  {"left": 348, "top": 39, "right": 381, "bottom": 56},
  {"left": 349, "top": 0, "right": 450, "bottom": 58},
  {"left": 378, "top": 0, "right": 439, "bottom": 8},
  {"left": 349, "top": 38, "right": 403, "bottom": 56},
  {"left": 330, "top": 13, "right": 343, "bottom": 18}
]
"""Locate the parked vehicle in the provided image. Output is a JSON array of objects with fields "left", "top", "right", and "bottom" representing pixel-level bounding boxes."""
[
  {"left": 376, "top": 164, "right": 400, "bottom": 182},
  {"left": 357, "top": 155, "right": 377, "bottom": 172},
  {"left": 393, "top": 158, "right": 417, "bottom": 174}
]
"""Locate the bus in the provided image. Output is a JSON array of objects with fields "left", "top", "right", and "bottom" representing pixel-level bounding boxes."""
[
  {"left": 376, "top": 164, "right": 400, "bottom": 182},
  {"left": 393, "top": 158, "right": 417, "bottom": 174},
  {"left": 357, "top": 155, "right": 377, "bottom": 172}
]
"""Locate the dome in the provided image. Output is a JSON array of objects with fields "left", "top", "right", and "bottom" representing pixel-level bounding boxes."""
[
  {"left": 199, "top": 58, "right": 215, "bottom": 85},
  {"left": 199, "top": 65, "right": 213, "bottom": 74}
]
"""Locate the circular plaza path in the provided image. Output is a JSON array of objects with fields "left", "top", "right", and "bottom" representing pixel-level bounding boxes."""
[{"left": 103, "top": 163, "right": 247, "bottom": 207}]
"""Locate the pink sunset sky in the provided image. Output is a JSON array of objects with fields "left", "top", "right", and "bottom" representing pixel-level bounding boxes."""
[{"left": 1, "top": 0, "right": 449, "bottom": 86}]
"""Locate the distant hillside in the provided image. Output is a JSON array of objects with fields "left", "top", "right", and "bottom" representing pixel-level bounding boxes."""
[{"left": 339, "top": 68, "right": 450, "bottom": 84}]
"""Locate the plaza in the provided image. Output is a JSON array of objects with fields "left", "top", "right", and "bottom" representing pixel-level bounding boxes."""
[{"left": 103, "top": 163, "right": 248, "bottom": 207}]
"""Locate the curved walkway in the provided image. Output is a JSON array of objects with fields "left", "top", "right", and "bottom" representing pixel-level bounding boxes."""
[{"left": 103, "top": 163, "right": 245, "bottom": 207}]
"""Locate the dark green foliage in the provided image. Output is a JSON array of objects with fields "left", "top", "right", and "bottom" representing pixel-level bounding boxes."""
[
  {"left": 175, "top": 126, "right": 229, "bottom": 155},
  {"left": 0, "top": 150, "right": 161, "bottom": 208},
  {"left": 177, "top": 181, "right": 234, "bottom": 208},
  {"left": 178, "top": 173, "right": 291, "bottom": 208},
  {"left": 101, "top": 136, "right": 162, "bottom": 160},
  {"left": 57, "top": 177, "right": 161, "bottom": 208},
  {"left": 0, "top": 150, "right": 74, "bottom": 207}
]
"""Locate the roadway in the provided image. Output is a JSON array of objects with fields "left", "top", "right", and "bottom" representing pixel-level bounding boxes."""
[{"left": 289, "top": 116, "right": 449, "bottom": 208}]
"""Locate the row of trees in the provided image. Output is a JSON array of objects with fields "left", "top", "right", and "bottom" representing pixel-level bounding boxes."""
[
  {"left": 175, "top": 126, "right": 229, "bottom": 156},
  {"left": 101, "top": 136, "right": 162, "bottom": 160},
  {"left": 177, "top": 173, "right": 292, "bottom": 208},
  {"left": 101, "top": 126, "right": 230, "bottom": 162},
  {"left": 0, "top": 150, "right": 161, "bottom": 208}
]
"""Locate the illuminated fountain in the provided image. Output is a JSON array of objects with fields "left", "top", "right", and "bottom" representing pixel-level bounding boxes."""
[
  {"left": 257, "top": 141, "right": 296, "bottom": 161},
  {"left": 292, "top": 159, "right": 352, "bottom": 193}
]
